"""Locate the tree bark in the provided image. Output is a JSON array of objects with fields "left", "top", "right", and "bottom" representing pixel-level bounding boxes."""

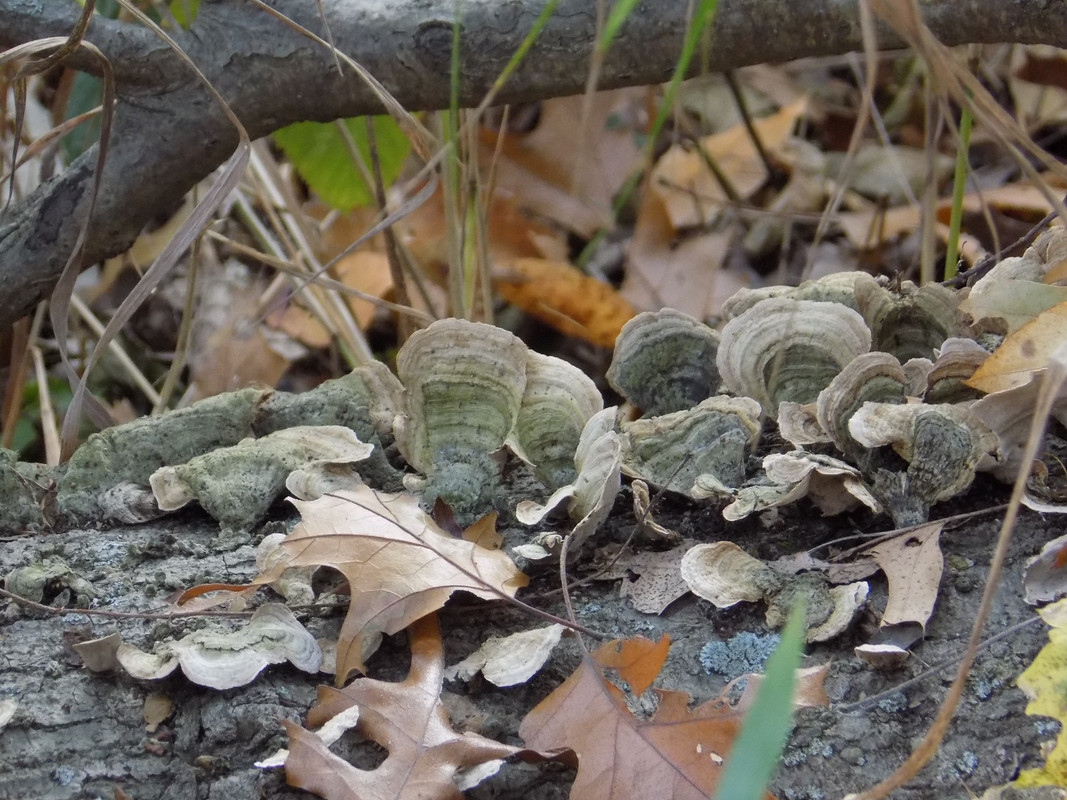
[{"left": 2, "top": 0, "right": 1067, "bottom": 327}]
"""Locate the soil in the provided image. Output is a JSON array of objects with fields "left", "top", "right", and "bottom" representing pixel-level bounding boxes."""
[{"left": 0, "top": 474, "right": 1060, "bottom": 800}]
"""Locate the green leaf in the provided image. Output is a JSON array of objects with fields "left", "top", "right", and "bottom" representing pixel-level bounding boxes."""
[
  {"left": 711, "top": 602, "right": 805, "bottom": 800},
  {"left": 169, "top": 0, "right": 200, "bottom": 28},
  {"left": 272, "top": 116, "right": 410, "bottom": 211},
  {"left": 62, "top": 72, "right": 103, "bottom": 163}
]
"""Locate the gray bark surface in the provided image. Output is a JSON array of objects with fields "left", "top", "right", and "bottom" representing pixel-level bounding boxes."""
[
  {"left": 0, "top": 495, "right": 1055, "bottom": 800},
  {"left": 1, "top": 0, "right": 1067, "bottom": 326}
]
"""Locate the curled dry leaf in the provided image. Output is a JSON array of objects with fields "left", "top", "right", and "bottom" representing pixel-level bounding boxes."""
[
  {"left": 971, "top": 370, "right": 1067, "bottom": 482},
  {"left": 960, "top": 228, "right": 1067, "bottom": 334},
  {"left": 283, "top": 615, "right": 550, "bottom": 800},
  {"left": 966, "top": 301, "right": 1067, "bottom": 394},
  {"left": 1023, "top": 532, "right": 1067, "bottom": 605},
  {"left": 115, "top": 604, "right": 321, "bottom": 690},
  {"left": 253, "top": 484, "right": 528, "bottom": 684},
  {"left": 855, "top": 522, "right": 944, "bottom": 668}
]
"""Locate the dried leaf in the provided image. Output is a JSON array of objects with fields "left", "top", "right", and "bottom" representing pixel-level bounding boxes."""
[
  {"left": 494, "top": 257, "right": 637, "bottom": 347},
  {"left": 283, "top": 615, "right": 547, "bottom": 800},
  {"left": 519, "top": 636, "right": 769, "bottom": 800},
  {"left": 592, "top": 635, "right": 670, "bottom": 697},
  {"left": 481, "top": 91, "right": 645, "bottom": 238},
  {"left": 595, "top": 543, "right": 693, "bottom": 615},
  {"left": 621, "top": 191, "right": 744, "bottom": 319},
  {"left": 866, "top": 522, "right": 944, "bottom": 634},
  {"left": 253, "top": 485, "right": 528, "bottom": 683},
  {"left": 652, "top": 98, "right": 808, "bottom": 230},
  {"left": 967, "top": 302, "right": 1067, "bottom": 393},
  {"left": 1013, "top": 597, "right": 1067, "bottom": 787},
  {"left": 731, "top": 664, "right": 830, "bottom": 715}
]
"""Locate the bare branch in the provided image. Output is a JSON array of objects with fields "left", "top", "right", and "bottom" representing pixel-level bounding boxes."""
[{"left": 2, "top": 0, "right": 1066, "bottom": 326}]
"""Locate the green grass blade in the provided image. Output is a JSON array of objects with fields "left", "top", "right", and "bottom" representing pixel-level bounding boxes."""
[
  {"left": 598, "top": 0, "right": 641, "bottom": 55},
  {"left": 943, "top": 105, "right": 972, "bottom": 282},
  {"left": 710, "top": 602, "right": 805, "bottom": 800},
  {"left": 611, "top": 0, "right": 719, "bottom": 218}
]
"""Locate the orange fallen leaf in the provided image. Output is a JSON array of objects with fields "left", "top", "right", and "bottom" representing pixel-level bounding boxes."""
[
  {"left": 966, "top": 301, "right": 1067, "bottom": 393},
  {"left": 592, "top": 635, "right": 670, "bottom": 697},
  {"left": 494, "top": 257, "right": 637, "bottom": 347},
  {"left": 652, "top": 98, "right": 808, "bottom": 230},
  {"left": 283, "top": 615, "right": 552, "bottom": 800},
  {"left": 519, "top": 636, "right": 773, "bottom": 800},
  {"left": 252, "top": 485, "right": 528, "bottom": 684}
]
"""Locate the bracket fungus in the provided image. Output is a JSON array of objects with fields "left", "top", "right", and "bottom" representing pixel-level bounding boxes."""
[
  {"left": 394, "top": 319, "right": 529, "bottom": 517},
  {"left": 620, "top": 396, "right": 761, "bottom": 500},
  {"left": 512, "top": 352, "right": 603, "bottom": 490},
  {"left": 606, "top": 309, "right": 720, "bottom": 416},
  {"left": 853, "top": 273, "right": 962, "bottom": 362},
  {"left": 149, "top": 426, "right": 374, "bottom": 530},
  {"left": 849, "top": 402, "right": 998, "bottom": 524},
  {"left": 717, "top": 297, "right": 871, "bottom": 418}
]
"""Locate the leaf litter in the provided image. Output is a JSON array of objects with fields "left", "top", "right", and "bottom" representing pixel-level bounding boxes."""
[{"left": 10, "top": 32, "right": 1067, "bottom": 800}]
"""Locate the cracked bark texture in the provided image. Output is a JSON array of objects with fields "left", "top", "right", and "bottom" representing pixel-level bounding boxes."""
[{"left": 2, "top": 0, "right": 1067, "bottom": 327}]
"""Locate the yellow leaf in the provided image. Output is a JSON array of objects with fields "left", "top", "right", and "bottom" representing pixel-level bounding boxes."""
[
  {"left": 494, "top": 258, "right": 637, "bottom": 347},
  {"left": 1014, "top": 597, "right": 1067, "bottom": 787},
  {"left": 965, "top": 302, "right": 1067, "bottom": 393}
]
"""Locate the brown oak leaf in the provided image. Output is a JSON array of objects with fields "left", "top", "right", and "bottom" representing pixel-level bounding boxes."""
[
  {"left": 520, "top": 637, "right": 772, "bottom": 800},
  {"left": 283, "top": 615, "right": 548, "bottom": 800},
  {"left": 253, "top": 485, "right": 527, "bottom": 683}
]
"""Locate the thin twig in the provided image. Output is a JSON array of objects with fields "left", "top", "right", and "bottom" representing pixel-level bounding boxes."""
[
  {"left": 836, "top": 614, "right": 1043, "bottom": 714},
  {"left": 816, "top": 503, "right": 1007, "bottom": 561},
  {"left": 0, "top": 586, "right": 255, "bottom": 619},
  {"left": 941, "top": 195, "right": 1064, "bottom": 288}
]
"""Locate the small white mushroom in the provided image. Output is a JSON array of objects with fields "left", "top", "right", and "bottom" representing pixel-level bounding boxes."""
[
  {"left": 116, "top": 604, "right": 321, "bottom": 689},
  {"left": 681, "top": 542, "right": 780, "bottom": 608}
]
